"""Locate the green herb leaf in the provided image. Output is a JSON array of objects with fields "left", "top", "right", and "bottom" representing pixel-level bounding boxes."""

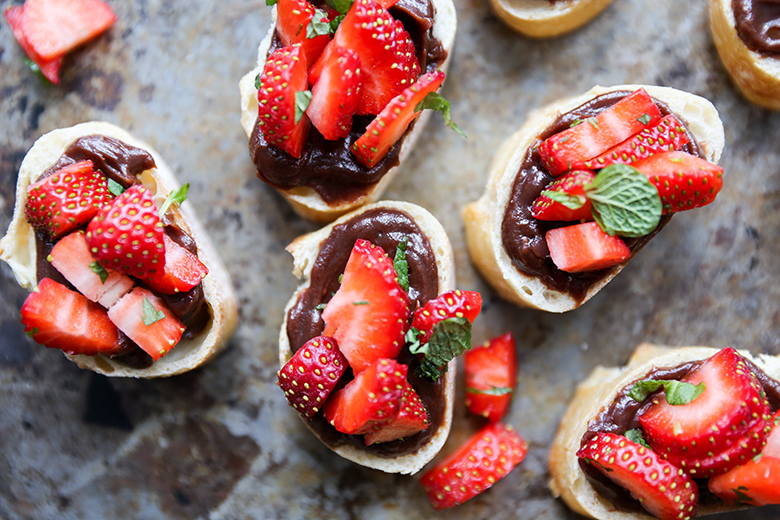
[
  {"left": 414, "top": 92, "right": 467, "bottom": 138},
  {"left": 254, "top": 73, "right": 263, "bottom": 90},
  {"left": 159, "top": 183, "right": 190, "bottom": 216},
  {"left": 587, "top": 164, "right": 662, "bottom": 237},
  {"left": 569, "top": 119, "right": 583, "bottom": 128},
  {"left": 732, "top": 486, "right": 755, "bottom": 507},
  {"left": 89, "top": 261, "right": 109, "bottom": 284},
  {"left": 352, "top": 300, "right": 369, "bottom": 305},
  {"left": 466, "top": 386, "right": 512, "bottom": 396},
  {"left": 415, "top": 317, "right": 472, "bottom": 381},
  {"left": 307, "top": 9, "right": 332, "bottom": 38},
  {"left": 142, "top": 297, "right": 166, "bottom": 326},
  {"left": 406, "top": 327, "right": 423, "bottom": 354},
  {"left": 624, "top": 429, "right": 651, "bottom": 449},
  {"left": 587, "top": 117, "right": 599, "bottom": 130},
  {"left": 329, "top": 14, "right": 345, "bottom": 33},
  {"left": 638, "top": 113, "right": 651, "bottom": 125},
  {"left": 542, "top": 189, "right": 587, "bottom": 210},
  {"left": 393, "top": 236, "right": 409, "bottom": 292},
  {"left": 26, "top": 327, "right": 39, "bottom": 338},
  {"left": 326, "top": 0, "right": 353, "bottom": 14},
  {"left": 107, "top": 178, "right": 125, "bottom": 196},
  {"left": 22, "top": 57, "right": 51, "bottom": 85},
  {"left": 266, "top": 0, "right": 277, "bottom": 6},
  {"left": 628, "top": 379, "right": 706, "bottom": 405},
  {"left": 295, "top": 90, "right": 312, "bottom": 124},
  {"left": 315, "top": 303, "right": 327, "bottom": 312}
]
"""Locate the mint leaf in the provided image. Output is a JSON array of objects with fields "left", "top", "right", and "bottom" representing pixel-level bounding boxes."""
[
  {"left": 624, "top": 429, "right": 651, "bottom": 449},
  {"left": 266, "top": 0, "right": 277, "bottom": 5},
  {"left": 329, "top": 14, "right": 345, "bottom": 33},
  {"left": 307, "top": 9, "right": 332, "bottom": 38},
  {"left": 569, "top": 119, "right": 584, "bottom": 128},
  {"left": 628, "top": 379, "right": 706, "bottom": 405},
  {"left": 142, "top": 297, "right": 166, "bottom": 326},
  {"left": 107, "top": 178, "right": 125, "bottom": 196},
  {"left": 732, "top": 486, "right": 755, "bottom": 507},
  {"left": 254, "top": 73, "right": 263, "bottom": 90},
  {"left": 295, "top": 90, "right": 312, "bottom": 124},
  {"left": 22, "top": 57, "right": 51, "bottom": 85},
  {"left": 414, "top": 92, "right": 467, "bottom": 138},
  {"left": 638, "top": 113, "right": 651, "bottom": 125},
  {"left": 159, "top": 183, "right": 190, "bottom": 216},
  {"left": 352, "top": 300, "right": 369, "bottom": 305},
  {"left": 326, "top": 0, "right": 353, "bottom": 14},
  {"left": 406, "top": 327, "right": 423, "bottom": 354},
  {"left": 587, "top": 117, "right": 599, "bottom": 130},
  {"left": 89, "top": 261, "right": 109, "bottom": 284},
  {"left": 543, "top": 189, "right": 587, "bottom": 210},
  {"left": 394, "top": 236, "right": 409, "bottom": 292},
  {"left": 587, "top": 164, "right": 662, "bottom": 237},
  {"left": 415, "top": 317, "right": 472, "bottom": 381},
  {"left": 315, "top": 303, "right": 327, "bottom": 312},
  {"left": 466, "top": 386, "right": 512, "bottom": 396}
]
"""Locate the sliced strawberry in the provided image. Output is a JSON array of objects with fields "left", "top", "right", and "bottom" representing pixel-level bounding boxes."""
[
  {"left": 276, "top": 0, "right": 331, "bottom": 65},
  {"left": 142, "top": 234, "right": 208, "bottom": 294},
  {"left": 256, "top": 44, "right": 310, "bottom": 158},
  {"left": 21, "top": 0, "right": 116, "bottom": 61},
  {"left": 464, "top": 332, "right": 517, "bottom": 423},
  {"left": 531, "top": 169, "right": 595, "bottom": 222},
  {"left": 574, "top": 115, "right": 691, "bottom": 170},
  {"left": 409, "top": 289, "right": 482, "bottom": 346},
  {"left": 21, "top": 277, "right": 123, "bottom": 356},
  {"left": 633, "top": 151, "right": 724, "bottom": 214},
  {"left": 25, "top": 160, "right": 113, "bottom": 239},
  {"left": 277, "top": 336, "right": 348, "bottom": 419},
  {"left": 421, "top": 422, "right": 528, "bottom": 510},
  {"left": 539, "top": 89, "right": 662, "bottom": 176},
  {"left": 321, "top": 239, "right": 410, "bottom": 373},
  {"left": 352, "top": 70, "right": 444, "bottom": 167},
  {"left": 578, "top": 432, "right": 698, "bottom": 520},
  {"left": 86, "top": 184, "right": 166, "bottom": 279},
  {"left": 5, "top": 5, "right": 63, "bottom": 84},
  {"left": 107, "top": 287, "right": 184, "bottom": 361},
  {"left": 546, "top": 221, "right": 630, "bottom": 273},
  {"left": 48, "top": 230, "right": 134, "bottom": 308},
  {"left": 307, "top": 46, "right": 362, "bottom": 140},
  {"left": 323, "top": 358, "right": 407, "bottom": 435},
  {"left": 364, "top": 380, "right": 428, "bottom": 444}
]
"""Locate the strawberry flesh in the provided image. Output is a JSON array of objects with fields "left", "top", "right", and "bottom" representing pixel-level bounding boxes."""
[
  {"left": 363, "top": 379, "right": 428, "bottom": 444},
  {"left": 307, "top": 46, "right": 363, "bottom": 140},
  {"left": 5, "top": 5, "right": 63, "bottom": 84},
  {"left": 276, "top": 0, "right": 331, "bottom": 65},
  {"left": 142, "top": 233, "right": 208, "bottom": 295},
  {"left": 531, "top": 169, "right": 595, "bottom": 222},
  {"left": 409, "top": 289, "right": 482, "bottom": 345},
  {"left": 464, "top": 332, "right": 517, "bottom": 423},
  {"left": 546, "top": 221, "right": 631, "bottom": 273}
]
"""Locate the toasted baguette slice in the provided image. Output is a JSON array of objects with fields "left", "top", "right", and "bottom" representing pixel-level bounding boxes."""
[
  {"left": 489, "top": 0, "right": 616, "bottom": 38},
  {"left": 0, "top": 122, "right": 238, "bottom": 378},
  {"left": 238, "top": 0, "right": 457, "bottom": 223},
  {"left": 710, "top": 0, "right": 780, "bottom": 110},
  {"left": 280, "top": 200, "right": 456, "bottom": 474},
  {"left": 548, "top": 343, "right": 780, "bottom": 519},
  {"left": 463, "top": 84, "right": 725, "bottom": 313}
]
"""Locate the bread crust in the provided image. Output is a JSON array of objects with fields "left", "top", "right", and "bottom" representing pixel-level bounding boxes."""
[
  {"left": 279, "top": 200, "right": 456, "bottom": 474},
  {"left": 710, "top": 0, "right": 780, "bottom": 110},
  {"left": 489, "top": 0, "right": 616, "bottom": 38},
  {"left": 463, "top": 84, "right": 725, "bottom": 313},
  {"left": 0, "top": 122, "right": 238, "bottom": 378},
  {"left": 238, "top": 0, "right": 457, "bottom": 223},
  {"left": 548, "top": 343, "right": 780, "bottom": 519}
]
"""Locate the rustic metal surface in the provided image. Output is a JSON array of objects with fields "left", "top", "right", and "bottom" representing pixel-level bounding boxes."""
[{"left": 1, "top": 0, "right": 779, "bottom": 518}]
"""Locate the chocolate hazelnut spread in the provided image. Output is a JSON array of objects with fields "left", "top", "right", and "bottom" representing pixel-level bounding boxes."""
[
  {"left": 286, "top": 208, "right": 445, "bottom": 457},
  {"left": 249, "top": 0, "right": 447, "bottom": 204},
  {"left": 500, "top": 91, "right": 703, "bottom": 305},
  {"left": 733, "top": 0, "right": 780, "bottom": 56}
]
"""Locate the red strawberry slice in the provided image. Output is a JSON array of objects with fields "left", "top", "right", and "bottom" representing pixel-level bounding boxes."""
[
  {"left": 531, "top": 169, "right": 595, "bottom": 222},
  {"left": 352, "top": 70, "right": 444, "bottom": 167},
  {"left": 21, "top": 0, "right": 116, "bottom": 61},
  {"left": 409, "top": 289, "right": 482, "bottom": 346},
  {"left": 107, "top": 287, "right": 185, "bottom": 361},
  {"left": 25, "top": 160, "right": 113, "bottom": 239},
  {"left": 321, "top": 239, "right": 410, "bottom": 373},
  {"left": 276, "top": 0, "right": 331, "bottom": 65},
  {"left": 21, "top": 277, "right": 124, "bottom": 356},
  {"left": 421, "top": 422, "right": 528, "bottom": 510},
  {"left": 633, "top": 151, "right": 724, "bottom": 214},
  {"left": 307, "top": 46, "right": 362, "bottom": 140},
  {"left": 546, "top": 221, "right": 631, "bottom": 273},
  {"left": 323, "top": 358, "right": 407, "bottom": 435},
  {"left": 464, "top": 332, "right": 517, "bottom": 423},
  {"left": 577, "top": 432, "right": 698, "bottom": 520},
  {"left": 48, "top": 230, "right": 134, "bottom": 308},
  {"left": 5, "top": 5, "right": 63, "bottom": 84},
  {"left": 142, "top": 234, "right": 208, "bottom": 295},
  {"left": 539, "top": 89, "right": 662, "bottom": 176},
  {"left": 277, "top": 336, "right": 348, "bottom": 419},
  {"left": 364, "top": 379, "right": 428, "bottom": 444},
  {"left": 256, "top": 44, "right": 310, "bottom": 158},
  {"left": 573, "top": 115, "right": 692, "bottom": 170},
  {"left": 86, "top": 184, "right": 165, "bottom": 279}
]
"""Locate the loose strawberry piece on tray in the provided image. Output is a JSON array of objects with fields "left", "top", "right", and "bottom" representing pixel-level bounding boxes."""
[
  {"left": 539, "top": 89, "right": 662, "bottom": 176},
  {"left": 531, "top": 169, "right": 595, "bottom": 222},
  {"left": 276, "top": 0, "right": 331, "bottom": 65},
  {"left": 578, "top": 432, "right": 698, "bottom": 520},
  {"left": 546, "top": 221, "right": 631, "bottom": 273},
  {"left": 5, "top": 5, "right": 63, "bottom": 84},
  {"left": 21, "top": 277, "right": 124, "bottom": 356},
  {"left": 421, "top": 422, "right": 528, "bottom": 510},
  {"left": 353, "top": 70, "right": 445, "bottom": 167},
  {"left": 142, "top": 234, "right": 208, "bottom": 295},
  {"left": 323, "top": 358, "right": 407, "bottom": 435},
  {"left": 307, "top": 46, "right": 363, "bottom": 140},
  {"left": 465, "top": 332, "right": 517, "bottom": 423},
  {"left": 321, "top": 239, "right": 410, "bottom": 373},
  {"left": 278, "top": 336, "right": 348, "bottom": 419},
  {"left": 256, "top": 44, "right": 310, "bottom": 158},
  {"left": 25, "top": 160, "right": 113, "bottom": 239},
  {"left": 364, "top": 379, "right": 428, "bottom": 445},
  {"left": 409, "top": 289, "right": 482, "bottom": 345},
  {"left": 633, "top": 151, "right": 724, "bottom": 214},
  {"left": 86, "top": 184, "right": 166, "bottom": 279}
]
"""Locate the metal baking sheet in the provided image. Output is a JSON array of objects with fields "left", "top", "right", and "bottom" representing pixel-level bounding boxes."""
[{"left": 1, "top": 0, "right": 779, "bottom": 518}]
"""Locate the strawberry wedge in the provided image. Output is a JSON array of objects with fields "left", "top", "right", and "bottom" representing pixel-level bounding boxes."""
[
  {"left": 307, "top": 46, "right": 363, "bottom": 141},
  {"left": 364, "top": 380, "right": 428, "bottom": 444},
  {"left": 539, "top": 89, "right": 662, "bottom": 176},
  {"left": 276, "top": 0, "right": 331, "bottom": 65},
  {"left": 546, "top": 221, "right": 631, "bottom": 273},
  {"left": 5, "top": 5, "right": 63, "bottom": 84},
  {"left": 464, "top": 332, "right": 517, "bottom": 422},
  {"left": 142, "top": 234, "right": 209, "bottom": 295}
]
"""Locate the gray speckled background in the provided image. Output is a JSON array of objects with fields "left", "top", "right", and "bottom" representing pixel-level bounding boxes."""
[{"left": 1, "top": 0, "right": 779, "bottom": 518}]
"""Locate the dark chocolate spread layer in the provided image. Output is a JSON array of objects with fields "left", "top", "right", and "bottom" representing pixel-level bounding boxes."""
[
  {"left": 500, "top": 91, "right": 704, "bottom": 305},
  {"left": 286, "top": 207, "right": 444, "bottom": 457},
  {"left": 733, "top": 0, "right": 780, "bottom": 56},
  {"left": 249, "top": 0, "right": 447, "bottom": 204}
]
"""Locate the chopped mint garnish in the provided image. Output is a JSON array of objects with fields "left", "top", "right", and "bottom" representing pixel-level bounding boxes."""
[
  {"left": 414, "top": 317, "right": 472, "bottom": 381},
  {"left": 326, "top": 0, "right": 353, "bottom": 14},
  {"left": 266, "top": 0, "right": 277, "bottom": 5},
  {"left": 142, "top": 297, "right": 166, "bottom": 326},
  {"left": 107, "top": 178, "right": 125, "bottom": 196},
  {"left": 329, "top": 14, "right": 345, "bottom": 33},
  {"left": 22, "top": 57, "right": 51, "bottom": 85},
  {"left": 254, "top": 73, "right": 263, "bottom": 90},
  {"left": 587, "top": 117, "right": 599, "bottom": 130},
  {"left": 393, "top": 236, "right": 409, "bottom": 292},
  {"left": 159, "top": 183, "right": 190, "bottom": 216},
  {"left": 315, "top": 303, "right": 327, "bottom": 312},
  {"left": 628, "top": 379, "right": 706, "bottom": 405},
  {"left": 415, "top": 91, "right": 467, "bottom": 138},
  {"left": 307, "top": 9, "right": 332, "bottom": 38},
  {"left": 406, "top": 327, "right": 422, "bottom": 354},
  {"left": 89, "top": 261, "right": 109, "bottom": 284},
  {"left": 587, "top": 164, "right": 662, "bottom": 237},
  {"left": 352, "top": 300, "right": 369, "bottom": 305},
  {"left": 624, "top": 429, "right": 651, "bottom": 449},
  {"left": 638, "top": 113, "right": 652, "bottom": 125},
  {"left": 569, "top": 119, "right": 584, "bottom": 128},
  {"left": 26, "top": 327, "right": 39, "bottom": 338},
  {"left": 466, "top": 386, "right": 512, "bottom": 396},
  {"left": 732, "top": 486, "right": 755, "bottom": 507},
  {"left": 295, "top": 90, "right": 312, "bottom": 124}
]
